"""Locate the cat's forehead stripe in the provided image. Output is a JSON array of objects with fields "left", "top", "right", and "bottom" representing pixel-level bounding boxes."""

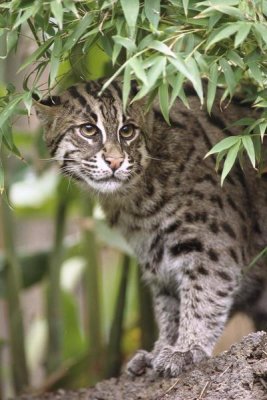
[{"left": 68, "top": 86, "right": 87, "bottom": 107}]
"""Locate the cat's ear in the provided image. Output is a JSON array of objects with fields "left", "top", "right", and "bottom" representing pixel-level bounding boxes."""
[{"left": 33, "top": 94, "right": 61, "bottom": 124}]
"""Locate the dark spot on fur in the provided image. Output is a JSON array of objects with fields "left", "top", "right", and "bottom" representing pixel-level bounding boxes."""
[
  {"left": 196, "top": 173, "right": 217, "bottom": 186},
  {"left": 110, "top": 211, "right": 120, "bottom": 226},
  {"left": 184, "top": 269, "right": 197, "bottom": 281},
  {"left": 197, "top": 265, "right": 209, "bottom": 275},
  {"left": 165, "top": 220, "right": 182, "bottom": 234},
  {"left": 150, "top": 234, "right": 162, "bottom": 250},
  {"left": 210, "top": 194, "right": 223, "bottom": 209},
  {"left": 194, "top": 284, "right": 203, "bottom": 291},
  {"left": 170, "top": 239, "right": 203, "bottom": 256},
  {"left": 179, "top": 164, "right": 185, "bottom": 173},
  {"left": 229, "top": 248, "right": 238, "bottom": 263},
  {"left": 192, "top": 190, "right": 204, "bottom": 200},
  {"left": 216, "top": 290, "right": 228, "bottom": 298},
  {"left": 185, "top": 212, "right": 194, "bottom": 223},
  {"left": 209, "top": 221, "right": 219, "bottom": 234},
  {"left": 216, "top": 270, "right": 232, "bottom": 282},
  {"left": 253, "top": 221, "right": 262, "bottom": 234},
  {"left": 145, "top": 182, "right": 155, "bottom": 197},
  {"left": 153, "top": 246, "right": 164, "bottom": 264},
  {"left": 208, "top": 249, "right": 219, "bottom": 262},
  {"left": 196, "top": 211, "right": 208, "bottom": 223},
  {"left": 144, "top": 262, "right": 150, "bottom": 270},
  {"left": 221, "top": 222, "right": 236, "bottom": 239}
]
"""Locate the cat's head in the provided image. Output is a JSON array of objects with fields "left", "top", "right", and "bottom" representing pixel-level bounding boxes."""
[{"left": 34, "top": 80, "right": 151, "bottom": 193}]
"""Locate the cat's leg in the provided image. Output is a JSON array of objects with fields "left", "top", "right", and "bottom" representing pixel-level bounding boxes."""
[
  {"left": 127, "top": 289, "right": 180, "bottom": 376},
  {"left": 152, "top": 257, "right": 240, "bottom": 377}
]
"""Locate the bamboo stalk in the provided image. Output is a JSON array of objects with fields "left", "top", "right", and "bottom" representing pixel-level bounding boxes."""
[
  {"left": 137, "top": 267, "right": 157, "bottom": 351},
  {"left": 0, "top": 341, "right": 3, "bottom": 400},
  {"left": 82, "top": 197, "right": 103, "bottom": 378},
  {"left": 105, "top": 254, "right": 131, "bottom": 378},
  {"left": 0, "top": 153, "right": 29, "bottom": 393},
  {"left": 46, "top": 180, "right": 69, "bottom": 373}
]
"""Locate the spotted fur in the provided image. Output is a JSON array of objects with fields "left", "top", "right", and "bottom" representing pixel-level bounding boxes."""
[{"left": 35, "top": 80, "right": 267, "bottom": 377}]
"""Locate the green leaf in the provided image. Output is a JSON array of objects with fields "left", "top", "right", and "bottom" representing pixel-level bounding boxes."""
[
  {"left": 50, "top": 36, "right": 62, "bottom": 86},
  {"left": 159, "top": 82, "right": 170, "bottom": 124},
  {"left": 215, "top": 149, "right": 227, "bottom": 172},
  {"left": 112, "top": 43, "right": 122, "bottom": 65},
  {"left": 0, "top": 14, "right": 6, "bottom": 28},
  {"left": 129, "top": 58, "right": 148, "bottom": 85},
  {"left": 199, "top": 5, "right": 245, "bottom": 19},
  {"left": 197, "top": 1, "right": 239, "bottom": 5},
  {"left": 63, "top": 0, "right": 78, "bottom": 16},
  {"left": 242, "top": 135, "right": 255, "bottom": 168},
  {"left": 0, "top": 94, "right": 25, "bottom": 128},
  {"left": 23, "top": 91, "right": 32, "bottom": 116},
  {"left": 234, "top": 22, "right": 251, "bottom": 47},
  {"left": 259, "top": 121, "right": 267, "bottom": 142},
  {"left": 219, "top": 58, "right": 236, "bottom": 97},
  {"left": 7, "top": 29, "right": 18, "bottom": 53},
  {"left": 122, "top": 65, "right": 131, "bottom": 110},
  {"left": 2, "top": 129, "right": 22, "bottom": 159},
  {"left": 0, "top": 30, "right": 18, "bottom": 59},
  {"left": 169, "top": 56, "right": 203, "bottom": 103},
  {"left": 18, "top": 38, "right": 54, "bottom": 72},
  {"left": 147, "top": 56, "right": 165, "bottom": 87},
  {"left": 120, "top": 0, "right": 139, "bottom": 32},
  {"left": 0, "top": 161, "right": 4, "bottom": 194},
  {"left": 254, "top": 23, "right": 267, "bottom": 46},
  {"left": 206, "top": 24, "right": 239, "bottom": 50},
  {"left": 13, "top": 7, "right": 35, "bottom": 29},
  {"left": 182, "top": 0, "right": 189, "bottom": 15},
  {"left": 144, "top": 0, "right": 160, "bottom": 28},
  {"left": 63, "top": 14, "right": 94, "bottom": 52},
  {"left": 149, "top": 40, "right": 176, "bottom": 58},
  {"left": 207, "top": 63, "right": 218, "bottom": 114},
  {"left": 221, "top": 141, "right": 241, "bottom": 185},
  {"left": 231, "top": 117, "right": 255, "bottom": 126},
  {"left": 205, "top": 136, "right": 241, "bottom": 158},
  {"left": 112, "top": 35, "right": 137, "bottom": 53},
  {"left": 185, "top": 57, "right": 203, "bottom": 104},
  {"left": 50, "top": 0, "right": 63, "bottom": 30},
  {"left": 248, "top": 61, "right": 264, "bottom": 86},
  {"left": 227, "top": 50, "right": 245, "bottom": 68},
  {"left": 169, "top": 73, "right": 187, "bottom": 108}
]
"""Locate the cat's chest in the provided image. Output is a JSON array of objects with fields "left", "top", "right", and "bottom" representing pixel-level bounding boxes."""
[{"left": 105, "top": 203, "right": 185, "bottom": 286}]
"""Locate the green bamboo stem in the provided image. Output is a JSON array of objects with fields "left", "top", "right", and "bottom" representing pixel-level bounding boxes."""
[
  {"left": 0, "top": 343, "right": 3, "bottom": 400},
  {"left": 46, "top": 182, "right": 69, "bottom": 373},
  {"left": 105, "top": 254, "right": 130, "bottom": 378},
  {"left": 137, "top": 267, "right": 157, "bottom": 351},
  {"left": 82, "top": 197, "right": 102, "bottom": 377},
  {"left": 0, "top": 155, "right": 29, "bottom": 393}
]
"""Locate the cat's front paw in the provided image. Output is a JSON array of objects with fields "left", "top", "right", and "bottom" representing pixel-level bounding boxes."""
[
  {"left": 126, "top": 349, "right": 153, "bottom": 376},
  {"left": 153, "top": 345, "right": 208, "bottom": 377}
]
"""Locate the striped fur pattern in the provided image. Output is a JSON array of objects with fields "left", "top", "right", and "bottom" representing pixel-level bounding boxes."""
[{"left": 35, "top": 81, "right": 267, "bottom": 377}]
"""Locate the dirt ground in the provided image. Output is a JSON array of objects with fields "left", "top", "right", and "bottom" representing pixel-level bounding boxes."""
[{"left": 17, "top": 331, "right": 267, "bottom": 400}]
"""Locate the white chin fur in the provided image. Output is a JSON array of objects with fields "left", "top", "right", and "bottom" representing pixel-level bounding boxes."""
[{"left": 84, "top": 177, "right": 123, "bottom": 193}]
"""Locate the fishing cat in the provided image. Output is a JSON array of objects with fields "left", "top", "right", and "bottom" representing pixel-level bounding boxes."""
[{"left": 35, "top": 80, "right": 267, "bottom": 377}]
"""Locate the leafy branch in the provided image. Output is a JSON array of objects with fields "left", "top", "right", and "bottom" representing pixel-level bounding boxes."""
[{"left": 0, "top": 0, "right": 267, "bottom": 185}]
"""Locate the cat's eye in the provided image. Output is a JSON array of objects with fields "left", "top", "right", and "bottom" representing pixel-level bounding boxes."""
[
  {"left": 119, "top": 124, "right": 135, "bottom": 139},
  {"left": 80, "top": 124, "right": 98, "bottom": 137}
]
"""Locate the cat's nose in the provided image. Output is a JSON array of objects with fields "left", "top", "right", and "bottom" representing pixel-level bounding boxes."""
[{"left": 104, "top": 156, "right": 124, "bottom": 171}]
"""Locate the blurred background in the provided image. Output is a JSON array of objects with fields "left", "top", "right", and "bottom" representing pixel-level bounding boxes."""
[
  {"left": 0, "top": 29, "right": 158, "bottom": 399},
  {"left": 0, "top": 10, "right": 259, "bottom": 400}
]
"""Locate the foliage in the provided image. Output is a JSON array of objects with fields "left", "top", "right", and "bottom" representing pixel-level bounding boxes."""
[{"left": 0, "top": 0, "right": 266, "bottom": 184}]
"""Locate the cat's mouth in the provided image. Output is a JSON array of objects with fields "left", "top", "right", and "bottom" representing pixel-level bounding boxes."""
[{"left": 80, "top": 173, "right": 129, "bottom": 193}]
